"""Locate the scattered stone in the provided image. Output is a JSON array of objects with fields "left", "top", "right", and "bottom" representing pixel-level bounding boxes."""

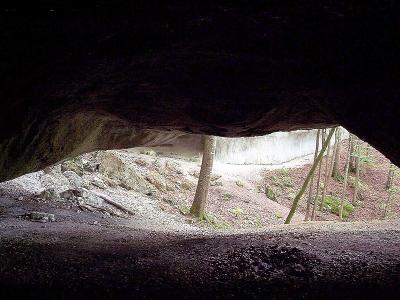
[
  {"left": 82, "top": 158, "right": 99, "bottom": 172},
  {"left": 61, "top": 159, "right": 84, "bottom": 176},
  {"left": 60, "top": 188, "right": 83, "bottom": 200},
  {"left": 139, "top": 149, "right": 156, "bottom": 156},
  {"left": 135, "top": 158, "right": 148, "bottom": 167},
  {"left": 211, "top": 174, "right": 222, "bottom": 181},
  {"left": 39, "top": 188, "right": 60, "bottom": 201},
  {"left": 91, "top": 177, "right": 107, "bottom": 189},
  {"left": 100, "top": 151, "right": 152, "bottom": 192},
  {"left": 181, "top": 182, "right": 192, "bottom": 191},
  {"left": 145, "top": 189, "right": 157, "bottom": 196},
  {"left": 146, "top": 173, "right": 167, "bottom": 192},
  {"left": 63, "top": 170, "right": 83, "bottom": 187},
  {"left": 23, "top": 212, "right": 55, "bottom": 223}
]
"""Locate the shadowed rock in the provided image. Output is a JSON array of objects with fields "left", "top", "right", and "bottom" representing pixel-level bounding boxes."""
[{"left": 1, "top": 1, "right": 399, "bottom": 180}]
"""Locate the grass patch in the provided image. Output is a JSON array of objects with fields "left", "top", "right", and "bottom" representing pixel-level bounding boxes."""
[
  {"left": 178, "top": 205, "right": 190, "bottom": 215},
  {"left": 348, "top": 176, "right": 368, "bottom": 190},
  {"left": 322, "top": 195, "right": 354, "bottom": 218},
  {"left": 270, "top": 170, "right": 294, "bottom": 188},
  {"left": 230, "top": 207, "right": 244, "bottom": 218},
  {"left": 201, "top": 213, "right": 231, "bottom": 229},
  {"left": 222, "top": 192, "right": 232, "bottom": 201}
]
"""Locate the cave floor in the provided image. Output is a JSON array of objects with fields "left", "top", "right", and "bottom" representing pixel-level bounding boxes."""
[{"left": 1, "top": 201, "right": 400, "bottom": 300}]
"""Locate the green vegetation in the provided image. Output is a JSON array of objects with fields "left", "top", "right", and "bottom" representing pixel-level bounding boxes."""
[
  {"left": 265, "top": 186, "right": 278, "bottom": 201},
  {"left": 230, "top": 207, "right": 244, "bottom": 218},
  {"left": 271, "top": 170, "right": 294, "bottom": 188},
  {"left": 222, "top": 192, "right": 232, "bottom": 201},
  {"left": 179, "top": 205, "right": 190, "bottom": 215},
  {"left": 357, "top": 145, "right": 375, "bottom": 167},
  {"left": 333, "top": 173, "right": 344, "bottom": 183},
  {"left": 322, "top": 195, "right": 354, "bottom": 218},
  {"left": 348, "top": 176, "right": 368, "bottom": 190},
  {"left": 200, "top": 212, "right": 231, "bottom": 229}
]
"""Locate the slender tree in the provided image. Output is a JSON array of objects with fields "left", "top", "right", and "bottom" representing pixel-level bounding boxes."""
[
  {"left": 190, "top": 135, "right": 216, "bottom": 219},
  {"left": 352, "top": 138, "right": 361, "bottom": 204},
  {"left": 349, "top": 134, "right": 356, "bottom": 172},
  {"left": 285, "top": 128, "right": 335, "bottom": 224},
  {"left": 386, "top": 163, "right": 395, "bottom": 190},
  {"left": 331, "top": 127, "right": 342, "bottom": 178},
  {"left": 311, "top": 130, "right": 326, "bottom": 220},
  {"left": 383, "top": 189, "right": 393, "bottom": 219},
  {"left": 339, "top": 135, "right": 352, "bottom": 220},
  {"left": 305, "top": 129, "right": 320, "bottom": 221},
  {"left": 319, "top": 128, "right": 336, "bottom": 210}
]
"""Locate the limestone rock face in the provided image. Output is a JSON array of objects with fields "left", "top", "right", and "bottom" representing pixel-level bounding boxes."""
[
  {"left": 99, "top": 151, "right": 152, "bottom": 192},
  {"left": 0, "top": 2, "right": 399, "bottom": 180}
]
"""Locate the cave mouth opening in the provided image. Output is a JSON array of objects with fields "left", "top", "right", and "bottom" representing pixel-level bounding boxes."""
[{"left": 1, "top": 128, "right": 400, "bottom": 299}]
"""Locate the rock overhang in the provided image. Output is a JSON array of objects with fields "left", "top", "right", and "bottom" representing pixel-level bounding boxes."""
[{"left": 0, "top": 1, "right": 399, "bottom": 181}]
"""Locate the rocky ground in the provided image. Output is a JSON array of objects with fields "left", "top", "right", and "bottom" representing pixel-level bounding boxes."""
[
  {"left": 0, "top": 138, "right": 396, "bottom": 232},
  {"left": 0, "top": 212, "right": 400, "bottom": 299},
  {"left": 0, "top": 147, "right": 305, "bottom": 232}
]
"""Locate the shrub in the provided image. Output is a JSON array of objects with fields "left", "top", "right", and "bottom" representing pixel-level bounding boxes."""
[
  {"left": 222, "top": 192, "right": 232, "bottom": 201},
  {"left": 265, "top": 186, "right": 278, "bottom": 201},
  {"left": 230, "top": 207, "right": 244, "bottom": 218},
  {"left": 322, "top": 195, "right": 354, "bottom": 218},
  {"left": 271, "top": 173, "right": 294, "bottom": 188}
]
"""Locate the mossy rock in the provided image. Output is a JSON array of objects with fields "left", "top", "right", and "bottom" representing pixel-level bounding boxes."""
[{"left": 61, "top": 159, "right": 84, "bottom": 176}]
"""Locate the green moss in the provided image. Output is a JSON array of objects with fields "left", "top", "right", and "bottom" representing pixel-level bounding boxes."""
[{"left": 322, "top": 195, "right": 354, "bottom": 218}]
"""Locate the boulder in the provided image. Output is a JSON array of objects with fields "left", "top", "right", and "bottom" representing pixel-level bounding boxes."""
[
  {"left": 24, "top": 212, "right": 56, "bottom": 223},
  {"left": 61, "top": 159, "right": 84, "bottom": 176},
  {"left": 146, "top": 173, "right": 167, "bottom": 192},
  {"left": 63, "top": 171, "right": 83, "bottom": 188},
  {"left": 99, "top": 151, "right": 151, "bottom": 192}
]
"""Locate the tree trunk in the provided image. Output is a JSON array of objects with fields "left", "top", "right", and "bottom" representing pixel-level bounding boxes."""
[
  {"left": 311, "top": 130, "right": 326, "bottom": 221},
  {"left": 331, "top": 127, "right": 342, "bottom": 178},
  {"left": 319, "top": 128, "right": 335, "bottom": 211},
  {"left": 352, "top": 138, "right": 361, "bottom": 204},
  {"left": 285, "top": 128, "right": 335, "bottom": 224},
  {"left": 386, "top": 164, "right": 395, "bottom": 190},
  {"left": 305, "top": 129, "right": 320, "bottom": 221},
  {"left": 339, "top": 136, "right": 352, "bottom": 220},
  {"left": 383, "top": 192, "right": 392, "bottom": 219},
  {"left": 349, "top": 134, "right": 356, "bottom": 172},
  {"left": 190, "top": 135, "right": 216, "bottom": 219}
]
